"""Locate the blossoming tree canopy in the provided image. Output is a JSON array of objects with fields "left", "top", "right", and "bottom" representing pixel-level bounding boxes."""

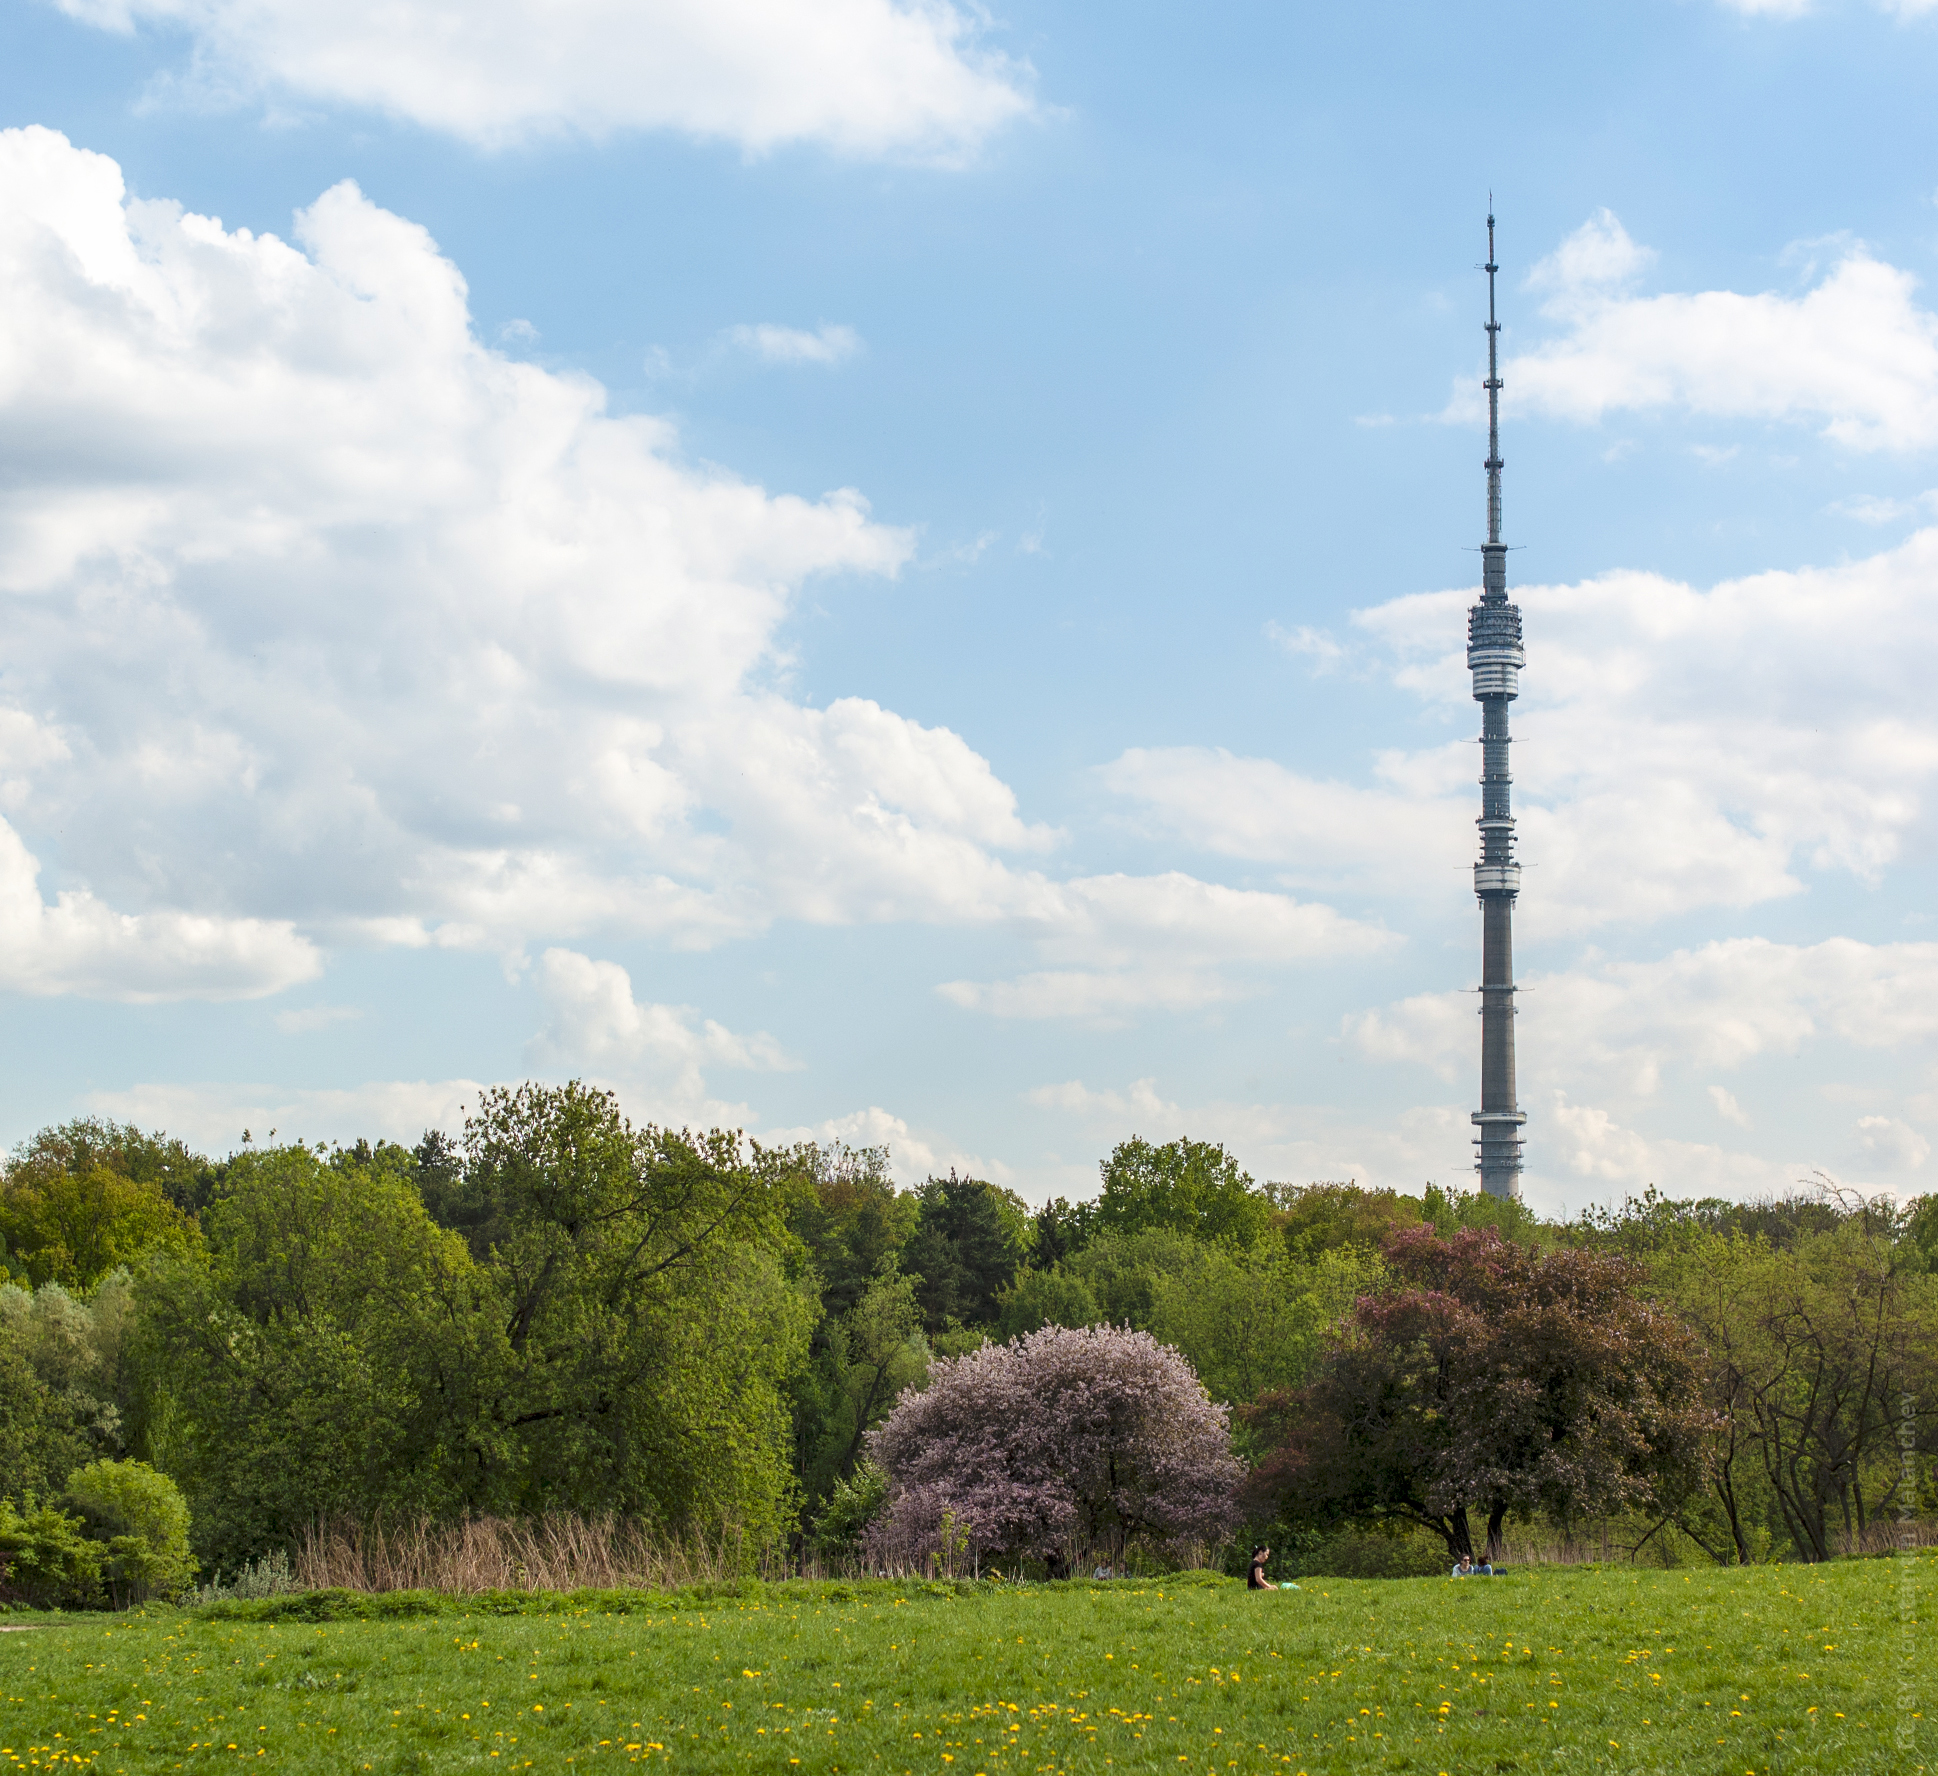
[{"left": 866, "top": 1323, "right": 1243, "bottom": 1567}]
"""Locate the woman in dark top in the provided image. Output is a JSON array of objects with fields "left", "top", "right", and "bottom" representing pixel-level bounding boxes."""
[{"left": 1247, "top": 1544, "right": 1271, "bottom": 1589}]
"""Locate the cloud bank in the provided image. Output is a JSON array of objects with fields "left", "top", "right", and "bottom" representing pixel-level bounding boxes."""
[{"left": 0, "top": 128, "right": 1374, "bottom": 1018}]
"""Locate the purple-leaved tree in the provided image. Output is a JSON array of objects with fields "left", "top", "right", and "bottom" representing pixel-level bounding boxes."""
[{"left": 865, "top": 1324, "right": 1242, "bottom": 1572}]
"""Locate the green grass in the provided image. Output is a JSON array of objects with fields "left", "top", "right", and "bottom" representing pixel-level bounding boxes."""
[{"left": 2, "top": 1558, "right": 1930, "bottom": 1774}]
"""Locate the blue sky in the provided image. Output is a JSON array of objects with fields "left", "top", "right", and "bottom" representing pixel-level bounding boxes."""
[{"left": 1, "top": 0, "right": 1936, "bottom": 1210}]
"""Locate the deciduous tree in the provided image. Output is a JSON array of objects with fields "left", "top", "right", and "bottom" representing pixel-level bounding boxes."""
[
  {"left": 1097, "top": 1137, "right": 1271, "bottom": 1247},
  {"left": 431, "top": 1083, "right": 816, "bottom": 1534},
  {"left": 803, "top": 1265, "right": 927, "bottom": 1498},
  {"left": 868, "top": 1324, "right": 1242, "bottom": 1570},
  {"left": 993, "top": 1267, "right": 1101, "bottom": 1340},
  {"left": 1148, "top": 1241, "right": 1379, "bottom": 1412},
  {"left": 1269, "top": 1182, "right": 1422, "bottom": 1259},
  {"left": 1, "top": 1159, "right": 193, "bottom": 1291},
  {"left": 1246, "top": 1228, "right": 1710, "bottom": 1562}
]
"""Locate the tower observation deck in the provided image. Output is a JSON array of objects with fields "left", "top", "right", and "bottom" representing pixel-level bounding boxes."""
[{"left": 1469, "top": 212, "right": 1526, "bottom": 1198}]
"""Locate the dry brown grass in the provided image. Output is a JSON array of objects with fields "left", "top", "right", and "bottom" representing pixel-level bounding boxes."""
[
  {"left": 289, "top": 1515, "right": 1193, "bottom": 1593},
  {"left": 1490, "top": 1515, "right": 1938, "bottom": 1568},
  {"left": 290, "top": 1511, "right": 1938, "bottom": 1595},
  {"left": 1836, "top": 1517, "right": 1938, "bottom": 1557},
  {"left": 292, "top": 1515, "right": 778, "bottom": 1594}
]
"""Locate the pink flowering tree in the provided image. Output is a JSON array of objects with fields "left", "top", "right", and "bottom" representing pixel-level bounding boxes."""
[{"left": 865, "top": 1324, "right": 1243, "bottom": 1571}]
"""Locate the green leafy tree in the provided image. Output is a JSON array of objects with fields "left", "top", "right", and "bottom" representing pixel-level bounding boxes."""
[
  {"left": 1602, "top": 1185, "right": 1938, "bottom": 1563},
  {"left": 993, "top": 1267, "right": 1102, "bottom": 1340},
  {"left": 804, "top": 1267, "right": 927, "bottom": 1498},
  {"left": 138, "top": 1089, "right": 819, "bottom": 1570},
  {"left": 813, "top": 1460, "right": 889, "bottom": 1559},
  {"left": 902, "top": 1173, "right": 1032, "bottom": 1330},
  {"left": 1657, "top": 1212, "right": 1936, "bottom": 1561},
  {"left": 0, "top": 1313, "right": 100, "bottom": 1500},
  {"left": 6, "top": 1119, "right": 218, "bottom": 1222},
  {"left": 1031, "top": 1197, "right": 1095, "bottom": 1267},
  {"left": 1096, "top": 1138, "right": 1271, "bottom": 1247},
  {"left": 780, "top": 1143, "right": 916, "bottom": 1511},
  {"left": 1904, "top": 1193, "right": 1938, "bottom": 1272},
  {"left": 0, "top": 1496, "right": 102, "bottom": 1608},
  {"left": 784, "top": 1143, "right": 917, "bottom": 1319},
  {"left": 412, "top": 1129, "right": 466, "bottom": 1228},
  {"left": 0, "top": 1158, "right": 194, "bottom": 1291},
  {"left": 1575, "top": 1182, "right": 1857, "bottom": 1257},
  {"left": 130, "top": 1141, "right": 490, "bottom": 1563},
  {"left": 1648, "top": 1231, "right": 1781, "bottom": 1565},
  {"left": 1421, "top": 1180, "right": 1545, "bottom": 1245},
  {"left": 447, "top": 1082, "right": 814, "bottom": 1537},
  {"left": 1247, "top": 1228, "right": 1711, "bottom": 1562},
  {"left": 63, "top": 1459, "right": 195, "bottom": 1606},
  {"left": 1270, "top": 1182, "right": 1423, "bottom": 1258},
  {"left": 1062, "top": 1226, "right": 1204, "bottom": 1327},
  {"left": 0, "top": 1275, "right": 135, "bottom": 1493},
  {"left": 1147, "top": 1241, "right": 1380, "bottom": 1411},
  {"left": 6, "top": 1274, "right": 135, "bottom": 1405}
]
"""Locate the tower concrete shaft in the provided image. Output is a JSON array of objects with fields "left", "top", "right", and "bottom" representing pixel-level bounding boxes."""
[{"left": 1468, "top": 211, "right": 1526, "bottom": 1198}]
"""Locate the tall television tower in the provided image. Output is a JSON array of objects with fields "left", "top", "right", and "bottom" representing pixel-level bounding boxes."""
[{"left": 1468, "top": 211, "right": 1526, "bottom": 1199}]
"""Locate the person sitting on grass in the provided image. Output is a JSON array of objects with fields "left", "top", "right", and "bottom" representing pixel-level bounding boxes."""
[
  {"left": 1452, "top": 1554, "right": 1474, "bottom": 1578},
  {"left": 1247, "top": 1544, "right": 1273, "bottom": 1589}
]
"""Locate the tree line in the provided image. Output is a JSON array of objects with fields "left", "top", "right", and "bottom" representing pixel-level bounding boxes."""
[{"left": 2, "top": 1088, "right": 1934, "bottom": 1594}]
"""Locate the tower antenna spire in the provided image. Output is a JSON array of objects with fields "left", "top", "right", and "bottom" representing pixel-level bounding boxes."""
[
  {"left": 1466, "top": 207, "right": 1527, "bottom": 1198},
  {"left": 1484, "top": 207, "right": 1503, "bottom": 560}
]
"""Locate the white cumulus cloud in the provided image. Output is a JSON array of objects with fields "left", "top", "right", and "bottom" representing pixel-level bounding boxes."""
[
  {"left": 1346, "top": 936, "right": 1938, "bottom": 1094},
  {"left": 759, "top": 1104, "right": 1003, "bottom": 1185},
  {"left": 0, "top": 129, "right": 1384, "bottom": 1019},
  {"left": 1543, "top": 1095, "right": 1811, "bottom": 1199},
  {"left": 1855, "top": 1114, "right": 1930, "bottom": 1170},
  {"left": 525, "top": 946, "right": 796, "bottom": 1123},
  {"left": 1263, "top": 621, "right": 1344, "bottom": 672},
  {"left": 1492, "top": 210, "right": 1938, "bottom": 450},
  {"left": 0, "top": 815, "right": 317, "bottom": 1000},
  {"left": 1708, "top": 1084, "right": 1750, "bottom": 1128},
  {"left": 1115, "top": 529, "right": 1938, "bottom": 939},
  {"left": 49, "top": 0, "right": 1035, "bottom": 158}
]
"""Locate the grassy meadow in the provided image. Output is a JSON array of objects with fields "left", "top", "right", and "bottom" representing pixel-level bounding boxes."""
[{"left": 2, "top": 1559, "right": 1930, "bottom": 1775}]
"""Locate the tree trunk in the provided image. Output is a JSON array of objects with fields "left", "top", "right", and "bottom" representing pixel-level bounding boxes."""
[
  {"left": 1485, "top": 1502, "right": 1507, "bottom": 1563},
  {"left": 1713, "top": 1410, "right": 1753, "bottom": 1565}
]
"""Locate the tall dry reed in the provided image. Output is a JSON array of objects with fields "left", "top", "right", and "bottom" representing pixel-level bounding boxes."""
[
  {"left": 291, "top": 1511, "right": 1938, "bottom": 1595},
  {"left": 1836, "top": 1518, "right": 1938, "bottom": 1558},
  {"left": 294, "top": 1515, "right": 760, "bottom": 1594},
  {"left": 1491, "top": 1516, "right": 1938, "bottom": 1567}
]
